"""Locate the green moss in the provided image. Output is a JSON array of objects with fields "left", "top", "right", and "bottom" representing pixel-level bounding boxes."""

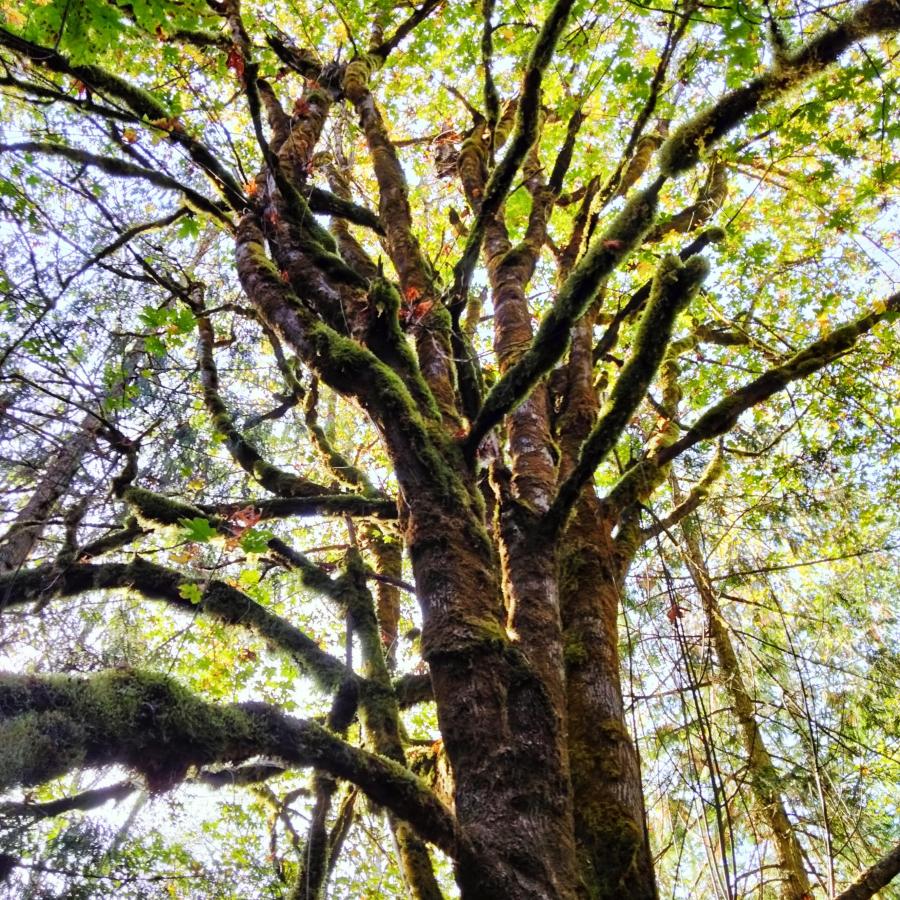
[
  {"left": 343, "top": 55, "right": 377, "bottom": 97},
  {"left": 564, "top": 631, "right": 589, "bottom": 666},
  {"left": 0, "top": 711, "right": 84, "bottom": 789},
  {"left": 0, "top": 671, "right": 253, "bottom": 793},
  {"left": 123, "top": 486, "right": 223, "bottom": 530}
]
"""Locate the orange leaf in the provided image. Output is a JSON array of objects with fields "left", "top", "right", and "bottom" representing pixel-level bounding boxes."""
[
  {"left": 412, "top": 300, "right": 434, "bottom": 320},
  {"left": 404, "top": 285, "right": 422, "bottom": 302},
  {"left": 226, "top": 46, "right": 245, "bottom": 79}
]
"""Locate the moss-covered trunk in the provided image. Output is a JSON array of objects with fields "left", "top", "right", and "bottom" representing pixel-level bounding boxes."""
[{"left": 405, "top": 494, "right": 578, "bottom": 900}]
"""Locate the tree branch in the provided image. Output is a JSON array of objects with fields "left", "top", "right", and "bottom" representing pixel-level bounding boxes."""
[
  {"left": 835, "top": 840, "right": 900, "bottom": 900},
  {"left": 543, "top": 253, "right": 709, "bottom": 536},
  {"left": 654, "top": 291, "right": 900, "bottom": 467},
  {"left": 0, "top": 559, "right": 352, "bottom": 691},
  {"left": 0, "top": 27, "right": 247, "bottom": 209},
  {"left": 605, "top": 290, "right": 900, "bottom": 513},
  {"left": 451, "top": 0, "right": 576, "bottom": 301},
  {"left": 0, "top": 670, "right": 460, "bottom": 854},
  {"left": 0, "top": 142, "right": 231, "bottom": 226}
]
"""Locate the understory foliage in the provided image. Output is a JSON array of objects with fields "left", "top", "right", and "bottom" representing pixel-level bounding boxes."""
[{"left": 0, "top": 0, "right": 899, "bottom": 897}]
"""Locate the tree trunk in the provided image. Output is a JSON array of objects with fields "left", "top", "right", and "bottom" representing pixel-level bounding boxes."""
[
  {"left": 406, "top": 494, "right": 579, "bottom": 899},
  {"left": 674, "top": 482, "right": 812, "bottom": 900},
  {"left": 0, "top": 412, "right": 100, "bottom": 574}
]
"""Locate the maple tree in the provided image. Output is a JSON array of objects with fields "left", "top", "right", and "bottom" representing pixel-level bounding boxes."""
[{"left": 0, "top": 0, "right": 899, "bottom": 897}]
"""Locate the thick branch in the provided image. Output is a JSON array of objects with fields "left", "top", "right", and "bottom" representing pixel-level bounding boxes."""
[
  {"left": 543, "top": 253, "right": 709, "bottom": 535},
  {"left": 0, "top": 670, "right": 459, "bottom": 854},
  {"left": 464, "top": 180, "right": 664, "bottom": 456},
  {"left": 835, "top": 840, "right": 900, "bottom": 900}
]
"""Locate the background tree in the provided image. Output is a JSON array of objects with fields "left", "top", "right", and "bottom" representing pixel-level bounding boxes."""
[{"left": 0, "top": 0, "right": 898, "bottom": 897}]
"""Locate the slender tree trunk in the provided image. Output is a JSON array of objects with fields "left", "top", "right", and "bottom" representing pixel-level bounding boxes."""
[
  {"left": 0, "top": 412, "right": 101, "bottom": 573},
  {"left": 674, "top": 482, "right": 813, "bottom": 900}
]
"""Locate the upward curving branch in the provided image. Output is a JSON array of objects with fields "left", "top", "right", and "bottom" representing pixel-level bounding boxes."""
[
  {"left": 451, "top": 0, "right": 576, "bottom": 302},
  {"left": 464, "top": 0, "right": 900, "bottom": 458},
  {"left": 543, "top": 253, "right": 710, "bottom": 537},
  {"left": 605, "top": 290, "right": 900, "bottom": 513}
]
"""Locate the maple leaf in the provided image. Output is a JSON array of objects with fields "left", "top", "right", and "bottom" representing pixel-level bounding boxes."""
[
  {"left": 230, "top": 507, "right": 262, "bottom": 529},
  {"left": 226, "top": 46, "right": 245, "bottom": 79},
  {"left": 666, "top": 603, "right": 683, "bottom": 624},
  {"left": 293, "top": 97, "right": 311, "bottom": 117},
  {"left": 404, "top": 285, "right": 422, "bottom": 302},
  {"left": 244, "top": 179, "right": 259, "bottom": 198},
  {"left": 122, "top": 128, "right": 139, "bottom": 144}
]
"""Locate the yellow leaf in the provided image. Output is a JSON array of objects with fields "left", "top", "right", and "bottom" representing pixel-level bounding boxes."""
[{"left": 3, "top": 8, "right": 26, "bottom": 27}]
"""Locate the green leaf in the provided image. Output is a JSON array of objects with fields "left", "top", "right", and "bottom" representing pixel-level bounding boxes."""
[
  {"left": 178, "top": 517, "right": 217, "bottom": 543},
  {"left": 239, "top": 528, "right": 275, "bottom": 554},
  {"left": 178, "top": 582, "right": 204, "bottom": 605},
  {"left": 176, "top": 216, "right": 201, "bottom": 239}
]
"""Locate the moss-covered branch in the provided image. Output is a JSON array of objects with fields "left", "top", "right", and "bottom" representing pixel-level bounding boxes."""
[
  {"left": 638, "top": 450, "right": 724, "bottom": 542},
  {"left": 654, "top": 290, "right": 900, "bottom": 467},
  {"left": 0, "top": 142, "right": 231, "bottom": 226},
  {"left": 196, "top": 311, "right": 339, "bottom": 498},
  {"left": 643, "top": 158, "right": 728, "bottom": 244},
  {"left": 0, "top": 559, "right": 351, "bottom": 692},
  {"left": 543, "top": 254, "right": 709, "bottom": 536},
  {"left": 306, "top": 185, "right": 385, "bottom": 234},
  {"left": 201, "top": 495, "right": 398, "bottom": 521},
  {"left": 593, "top": 226, "right": 725, "bottom": 363},
  {"left": 452, "top": 0, "right": 575, "bottom": 299},
  {"left": 235, "top": 215, "right": 470, "bottom": 507},
  {"left": 303, "top": 379, "right": 383, "bottom": 497},
  {"left": 0, "top": 28, "right": 246, "bottom": 208},
  {"left": 0, "top": 670, "right": 459, "bottom": 854},
  {"left": 463, "top": 180, "right": 664, "bottom": 456},
  {"left": 657, "top": 0, "right": 900, "bottom": 177}
]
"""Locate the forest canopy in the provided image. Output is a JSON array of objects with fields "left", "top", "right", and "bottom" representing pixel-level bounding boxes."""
[{"left": 0, "top": 0, "right": 898, "bottom": 897}]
